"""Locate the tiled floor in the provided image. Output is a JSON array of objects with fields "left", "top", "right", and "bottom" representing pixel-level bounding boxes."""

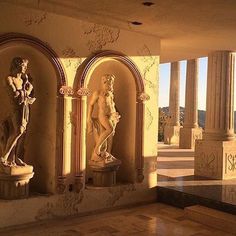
[
  {"left": 0, "top": 203, "right": 233, "bottom": 236},
  {"left": 157, "top": 144, "right": 236, "bottom": 207}
]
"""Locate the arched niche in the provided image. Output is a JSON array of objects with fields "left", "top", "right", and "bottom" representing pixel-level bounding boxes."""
[
  {"left": 74, "top": 51, "right": 146, "bottom": 186},
  {"left": 0, "top": 33, "right": 67, "bottom": 194}
]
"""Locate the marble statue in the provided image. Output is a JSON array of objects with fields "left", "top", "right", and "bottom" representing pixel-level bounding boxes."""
[
  {"left": 0, "top": 57, "right": 36, "bottom": 166},
  {"left": 87, "top": 74, "right": 121, "bottom": 166}
]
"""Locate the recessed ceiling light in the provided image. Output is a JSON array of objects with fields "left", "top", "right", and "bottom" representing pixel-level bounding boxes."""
[
  {"left": 131, "top": 21, "right": 142, "bottom": 26},
  {"left": 142, "top": 1, "right": 155, "bottom": 6}
]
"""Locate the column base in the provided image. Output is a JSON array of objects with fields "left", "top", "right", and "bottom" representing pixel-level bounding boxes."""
[
  {"left": 179, "top": 127, "right": 202, "bottom": 149},
  {"left": 0, "top": 164, "right": 34, "bottom": 199},
  {"left": 164, "top": 125, "right": 181, "bottom": 145},
  {"left": 195, "top": 140, "right": 236, "bottom": 180}
]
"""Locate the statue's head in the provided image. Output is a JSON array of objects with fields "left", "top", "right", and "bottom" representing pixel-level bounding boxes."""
[
  {"left": 101, "top": 74, "right": 115, "bottom": 92},
  {"left": 10, "top": 57, "right": 29, "bottom": 76}
]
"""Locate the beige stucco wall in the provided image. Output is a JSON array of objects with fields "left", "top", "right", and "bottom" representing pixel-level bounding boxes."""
[{"left": 0, "top": 2, "right": 160, "bottom": 228}]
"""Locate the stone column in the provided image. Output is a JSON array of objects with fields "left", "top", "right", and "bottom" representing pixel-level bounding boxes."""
[
  {"left": 195, "top": 51, "right": 236, "bottom": 179},
  {"left": 164, "top": 62, "right": 181, "bottom": 144},
  {"left": 179, "top": 59, "right": 202, "bottom": 149}
]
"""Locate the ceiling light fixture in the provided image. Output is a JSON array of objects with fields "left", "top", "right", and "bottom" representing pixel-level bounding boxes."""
[
  {"left": 142, "top": 2, "right": 155, "bottom": 6},
  {"left": 131, "top": 21, "right": 142, "bottom": 26}
]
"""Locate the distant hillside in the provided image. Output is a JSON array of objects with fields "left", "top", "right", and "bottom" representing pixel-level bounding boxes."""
[
  {"left": 159, "top": 107, "right": 205, "bottom": 128},
  {"left": 159, "top": 107, "right": 236, "bottom": 131}
]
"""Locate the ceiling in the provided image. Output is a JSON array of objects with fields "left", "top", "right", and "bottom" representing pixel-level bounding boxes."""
[{"left": 4, "top": 0, "right": 236, "bottom": 62}]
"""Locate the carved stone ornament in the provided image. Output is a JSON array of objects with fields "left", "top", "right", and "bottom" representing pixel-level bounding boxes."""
[
  {"left": 59, "top": 86, "right": 74, "bottom": 96},
  {"left": 136, "top": 169, "right": 144, "bottom": 183},
  {"left": 74, "top": 178, "right": 84, "bottom": 193},
  {"left": 138, "top": 92, "right": 150, "bottom": 102},
  {"left": 77, "top": 87, "right": 91, "bottom": 96},
  {"left": 56, "top": 178, "right": 66, "bottom": 194}
]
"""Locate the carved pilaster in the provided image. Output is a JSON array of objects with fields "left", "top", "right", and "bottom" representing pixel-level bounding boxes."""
[
  {"left": 56, "top": 95, "right": 65, "bottom": 191},
  {"left": 135, "top": 99, "right": 144, "bottom": 183},
  {"left": 74, "top": 95, "right": 87, "bottom": 184}
]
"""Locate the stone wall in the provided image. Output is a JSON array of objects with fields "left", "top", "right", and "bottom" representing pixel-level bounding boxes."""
[{"left": 0, "top": 2, "right": 160, "bottom": 228}]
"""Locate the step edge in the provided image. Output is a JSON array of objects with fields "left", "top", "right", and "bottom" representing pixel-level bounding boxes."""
[{"left": 185, "top": 205, "right": 236, "bottom": 222}]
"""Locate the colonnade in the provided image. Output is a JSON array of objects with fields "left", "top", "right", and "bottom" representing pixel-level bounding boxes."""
[{"left": 163, "top": 51, "right": 236, "bottom": 179}]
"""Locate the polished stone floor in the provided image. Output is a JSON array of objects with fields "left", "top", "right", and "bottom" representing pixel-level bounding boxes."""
[
  {"left": 0, "top": 203, "right": 233, "bottom": 236},
  {"left": 157, "top": 144, "right": 236, "bottom": 213},
  {"left": 0, "top": 145, "right": 235, "bottom": 235}
]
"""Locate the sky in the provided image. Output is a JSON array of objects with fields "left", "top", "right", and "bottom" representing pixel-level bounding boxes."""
[{"left": 159, "top": 57, "right": 208, "bottom": 110}]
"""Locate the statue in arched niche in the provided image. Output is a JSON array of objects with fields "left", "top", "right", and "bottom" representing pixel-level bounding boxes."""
[
  {"left": 0, "top": 57, "right": 36, "bottom": 166},
  {"left": 87, "top": 74, "right": 121, "bottom": 166}
]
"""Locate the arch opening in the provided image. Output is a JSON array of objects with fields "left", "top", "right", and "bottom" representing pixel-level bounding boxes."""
[
  {"left": 75, "top": 51, "right": 145, "bottom": 185},
  {"left": 0, "top": 34, "right": 67, "bottom": 194}
]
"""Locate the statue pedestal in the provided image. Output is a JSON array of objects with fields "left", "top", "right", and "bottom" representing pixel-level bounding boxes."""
[
  {"left": 89, "top": 159, "right": 121, "bottom": 187},
  {"left": 0, "top": 164, "right": 34, "bottom": 199}
]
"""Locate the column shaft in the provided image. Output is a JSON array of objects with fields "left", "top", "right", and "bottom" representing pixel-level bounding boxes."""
[
  {"left": 184, "top": 59, "right": 199, "bottom": 128},
  {"left": 169, "top": 62, "right": 180, "bottom": 126},
  {"left": 179, "top": 59, "right": 202, "bottom": 149},
  {"left": 164, "top": 61, "right": 181, "bottom": 144},
  {"left": 204, "top": 51, "right": 235, "bottom": 141}
]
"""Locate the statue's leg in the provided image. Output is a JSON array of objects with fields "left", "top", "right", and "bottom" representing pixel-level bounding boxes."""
[
  {"left": 15, "top": 132, "right": 26, "bottom": 160},
  {"left": 15, "top": 104, "right": 28, "bottom": 165},
  {"left": 92, "top": 119, "right": 106, "bottom": 152},
  {"left": 94, "top": 117, "right": 113, "bottom": 156},
  {"left": 92, "top": 118, "right": 101, "bottom": 144},
  {"left": 107, "top": 132, "right": 114, "bottom": 153},
  {"left": 1, "top": 113, "right": 24, "bottom": 163},
  {"left": 107, "top": 121, "right": 117, "bottom": 153},
  {"left": 2, "top": 131, "right": 23, "bottom": 162}
]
